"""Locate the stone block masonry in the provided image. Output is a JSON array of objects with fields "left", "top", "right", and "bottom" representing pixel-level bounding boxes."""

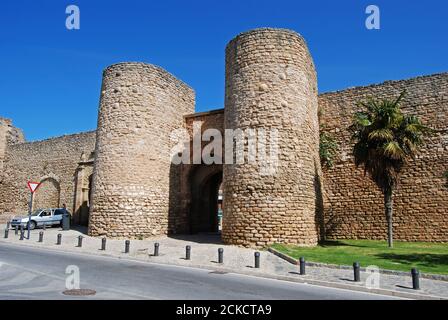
[
  {"left": 174, "top": 109, "right": 225, "bottom": 235},
  {"left": 0, "top": 28, "right": 446, "bottom": 246},
  {"left": 0, "top": 118, "right": 24, "bottom": 175},
  {"left": 223, "top": 28, "right": 322, "bottom": 247},
  {"left": 319, "top": 73, "right": 448, "bottom": 242},
  {"left": 88, "top": 62, "right": 195, "bottom": 238},
  {"left": 0, "top": 131, "right": 96, "bottom": 217}
]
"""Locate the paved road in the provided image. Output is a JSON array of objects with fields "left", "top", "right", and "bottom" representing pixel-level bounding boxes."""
[{"left": 0, "top": 243, "right": 399, "bottom": 300}]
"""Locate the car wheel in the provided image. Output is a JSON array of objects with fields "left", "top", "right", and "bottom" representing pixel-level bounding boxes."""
[{"left": 29, "top": 221, "right": 36, "bottom": 230}]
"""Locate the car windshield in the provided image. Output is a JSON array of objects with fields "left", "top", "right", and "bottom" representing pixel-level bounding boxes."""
[{"left": 31, "top": 210, "right": 42, "bottom": 216}]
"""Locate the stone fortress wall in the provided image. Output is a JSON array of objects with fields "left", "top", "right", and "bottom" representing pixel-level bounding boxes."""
[
  {"left": 222, "top": 29, "right": 322, "bottom": 247},
  {"left": 0, "top": 118, "right": 25, "bottom": 222},
  {"left": 88, "top": 63, "right": 195, "bottom": 238},
  {"left": 0, "top": 118, "right": 24, "bottom": 174},
  {"left": 319, "top": 73, "right": 448, "bottom": 242},
  {"left": 0, "top": 28, "right": 446, "bottom": 245},
  {"left": 0, "top": 130, "right": 96, "bottom": 223},
  {"left": 174, "top": 109, "right": 225, "bottom": 235}
]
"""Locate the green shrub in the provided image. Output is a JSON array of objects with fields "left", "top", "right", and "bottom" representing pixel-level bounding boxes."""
[{"left": 319, "top": 130, "right": 338, "bottom": 168}]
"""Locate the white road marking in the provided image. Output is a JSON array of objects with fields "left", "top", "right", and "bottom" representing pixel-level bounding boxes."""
[
  {"left": 0, "top": 268, "right": 39, "bottom": 287},
  {"left": 8, "top": 279, "right": 62, "bottom": 294}
]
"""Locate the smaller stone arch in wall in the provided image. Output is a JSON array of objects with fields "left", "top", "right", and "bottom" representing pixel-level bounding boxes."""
[
  {"left": 33, "top": 175, "right": 61, "bottom": 210},
  {"left": 73, "top": 153, "right": 94, "bottom": 226}
]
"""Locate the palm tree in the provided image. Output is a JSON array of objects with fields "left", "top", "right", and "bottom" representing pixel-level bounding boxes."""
[{"left": 350, "top": 91, "right": 430, "bottom": 248}]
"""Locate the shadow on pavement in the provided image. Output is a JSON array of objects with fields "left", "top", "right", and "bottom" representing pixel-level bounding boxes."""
[{"left": 168, "top": 232, "right": 223, "bottom": 245}]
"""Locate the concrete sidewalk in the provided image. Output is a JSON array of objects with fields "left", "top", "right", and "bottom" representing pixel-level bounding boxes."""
[{"left": 1, "top": 224, "right": 447, "bottom": 300}]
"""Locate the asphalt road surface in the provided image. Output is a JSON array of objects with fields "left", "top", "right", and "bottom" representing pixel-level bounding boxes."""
[{"left": 0, "top": 242, "right": 400, "bottom": 300}]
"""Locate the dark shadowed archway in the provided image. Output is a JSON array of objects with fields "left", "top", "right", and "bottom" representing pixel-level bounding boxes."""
[
  {"left": 189, "top": 164, "right": 223, "bottom": 234},
  {"left": 79, "top": 174, "right": 93, "bottom": 226}
]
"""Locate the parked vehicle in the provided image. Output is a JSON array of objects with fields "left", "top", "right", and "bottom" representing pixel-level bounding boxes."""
[{"left": 10, "top": 208, "right": 70, "bottom": 230}]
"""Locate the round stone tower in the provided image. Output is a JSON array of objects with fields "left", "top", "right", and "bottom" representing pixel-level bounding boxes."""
[
  {"left": 222, "top": 28, "right": 322, "bottom": 247},
  {"left": 89, "top": 62, "right": 195, "bottom": 238}
]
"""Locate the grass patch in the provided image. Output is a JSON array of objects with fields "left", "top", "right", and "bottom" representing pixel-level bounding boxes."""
[{"left": 271, "top": 240, "right": 448, "bottom": 275}]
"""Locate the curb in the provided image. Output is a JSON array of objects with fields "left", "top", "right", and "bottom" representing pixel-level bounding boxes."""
[
  {"left": 1, "top": 238, "right": 447, "bottom": 300},
  {"left": 267, "top": 247, "right": 448, "bottom": 282}
]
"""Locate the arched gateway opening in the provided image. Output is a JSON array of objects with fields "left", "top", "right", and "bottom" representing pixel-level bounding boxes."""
[
  {"left": 189, "top": 165, "right": 223, "bottom": 234},
  {"left": 33, "top": 178, "right": 60, "bottom": 210}
]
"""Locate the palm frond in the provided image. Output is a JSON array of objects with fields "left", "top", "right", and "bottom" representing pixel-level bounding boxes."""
[
  {"left": 350, "top": 91, "right": 429, "bottom": 191},
  {"left": 393, "top": 90, "right": 407, "bottom": 106},
  {"left": 368, "top": 129, "right": 394, "bottom": 141},
  {"left": 383, "top": 141, "right": 405, "bottom": 160},
  {"left": 353, "top": 112, "right": 371, "bottom": 127}
]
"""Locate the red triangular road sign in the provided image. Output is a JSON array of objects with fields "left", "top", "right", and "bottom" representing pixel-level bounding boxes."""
[{"left": 27, "top": 181, "right": 40, "bottom": 193}]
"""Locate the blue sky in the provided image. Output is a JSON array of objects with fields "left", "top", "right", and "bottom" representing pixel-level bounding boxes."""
[{"left": 0, "top": 0, "right": 447, "bottom": 141}]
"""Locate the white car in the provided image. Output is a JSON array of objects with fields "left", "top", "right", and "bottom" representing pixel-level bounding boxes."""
[{"left": 10, "top": 208, "right": 70, "bottom": 230}]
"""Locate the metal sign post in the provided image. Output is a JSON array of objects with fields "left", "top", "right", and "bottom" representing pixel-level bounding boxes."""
[
  {"left": 27, "top": 192, "right": 33, "bottom": 239},
  {"left": 27, "top": 181, "right": 40, "bottom": 240}
]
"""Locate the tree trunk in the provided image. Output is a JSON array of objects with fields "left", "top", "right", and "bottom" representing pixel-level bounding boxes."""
[{"left": 384, "top": 188, "right": 393, "bottom": 248}]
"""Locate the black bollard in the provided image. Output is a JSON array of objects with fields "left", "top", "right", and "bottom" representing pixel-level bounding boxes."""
[
  {"left": 20, "top": 230, "right": 24, "bottom": 240},
  {"left": 4, "top": 228, "right": 9, "bottom": 239},
  {"left": 218, "top": 248, "right": 224, "bottom": 264},
  {"left": 353, "top": 262, "right": 361, "bottom": 282},
  {"left": 77, "top": 235, "right": 83, "bottom": 247},
  {"left": 15, "top": 225, "right": 18, "bottom": 235},
  {"left": 125, "top": 240, "right": 130, "bottom": 253},
  {"left": 185, "top": 245, "right": 191, "bottom": 260},
  {"left": 299, "top": 257, "right": 306, "bottom": 275},
  {"left": 411, "top": 268, "right": 420, "bottom": 290},
  {"left": 254, "top": 252, "right": 260, "bottom": 268},
  {"left": 38, "top": 231, "right": 44, "bottom": 243},
  {"left": 101, "top": 238, "right": 106, "bottom": 250},
  {"left": 6, "top": 221, "right": 10, "bottom": 229},
  {"left": 57, "top": 233, "right": 62, "bottom": 245},
  {"left": 154, "top": 243, "right": 159, "bottom": 256}
]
